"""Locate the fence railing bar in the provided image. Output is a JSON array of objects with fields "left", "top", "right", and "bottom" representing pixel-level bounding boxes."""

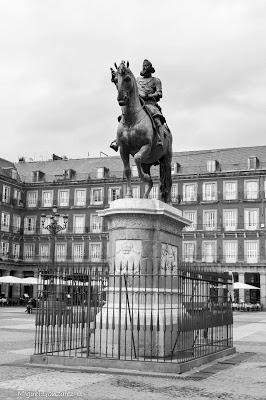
[{"left": 33, "top": 261, "right": 233, "bottom": 364}]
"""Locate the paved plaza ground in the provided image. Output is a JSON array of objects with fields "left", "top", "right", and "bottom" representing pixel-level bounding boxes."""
[{"left": 0, "top": 307, "right": 265, "bottom": 400}]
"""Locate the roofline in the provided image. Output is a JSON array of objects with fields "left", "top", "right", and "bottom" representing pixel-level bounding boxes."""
[{"left": 14, "top": 145, "right": 266, "bottom": 165}]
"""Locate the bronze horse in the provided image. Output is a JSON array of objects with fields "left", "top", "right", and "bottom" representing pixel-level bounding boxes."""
[{"left": 113, "top": 61, "right": 172, "bottom": 203}]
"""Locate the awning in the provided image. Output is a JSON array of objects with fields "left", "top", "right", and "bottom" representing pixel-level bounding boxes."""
[
  {"left": 0, "top": 276, "right": 23, "bottom": 284},
  {"left": 21, "top": 277, "right": 38, "bottom": 285},
  {"left": 233, "top": 282, "right": 260, "bottom": 290}
]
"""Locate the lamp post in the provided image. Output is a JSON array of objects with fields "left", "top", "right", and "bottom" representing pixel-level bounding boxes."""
[
  {"left": 41, "top": 206, "right": 68, "bottom": 304},
  {"left": 41, "top": 206, "right": 68, "bottom": 270}
]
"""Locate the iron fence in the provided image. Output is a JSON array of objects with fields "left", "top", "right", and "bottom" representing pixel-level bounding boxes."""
[{"left": 34, "top": 262, "right": 233, "bottom": 364}]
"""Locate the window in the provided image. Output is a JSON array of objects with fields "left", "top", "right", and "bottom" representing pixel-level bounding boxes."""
[
  {"left": 90, "top": 188, "right": 103, "bottom": 205},
  {"left": 74, "top": 189, "right": 86, "bottom": 206},
  {"left": 171, "top": 162, "right": 180, "bottom": 174},
  {"left": 55, "top": 243, "right": 67, "bottom": 262},
  {"left": 223, "top": 209, "right": 237, "bottom": 231},
  {"left": 11, "top": 169, "right": 18, "bottom": 180},
  {"left": 183, "top": 211, "right": 197, "bottom": 231},
  {"left": 24, "top": 243, "right": 35, "bottom": 260},
  {"left": 73, "top": 215, "right": 85, "bottom": 234},
  {"left": 171, "top": 184, "right": 179, "bottom": 202},
  {"left": 12, "top": 243, "right": 20, "bottom": 259},
  {"left": 42, "top": 190, "right": 53, "bottom": 207},
  {"left": 244, "top": 180, "right": 258, "bottom": 200},
  {"left": 109, "top": 187, "right": 121, "bottom": 202},
  {"left": 203, "top": 210, "right": 217, "bottom": 230},
  {"left": 1, "top": 212, "right": 10, "bottom": 232},
  {"left": 244, "top": 209, "right": 259, "bottom": 230},
  {"left": 40, "top": 216, "right": 51, "bottom": 234},
  {"left": 63, "top": 169, "right": 75, "bottom": 179},
  {"left": 89, "top": 243, "right": 102, "bottom": 262},
  {"left": 183, "top": 183, "right": 197, "bottom": 202},
  {"left": 39, "top": 244, "right": 50, "bottom": 261},
  {"left": 148, "top": 185, "right": 159, "bottom": 199},
  {"left": 0, "top": 241, "right": 9, "bottom": 257},
  {"left": 132, "top": 186, "right": 140, "bottom": 198},
  {"left": 13, "top": 189, "right": 21, "bottom": 204},
  {"left": 58, "top": 190, "right": 69, "bottom": 207},
  {"left": 90, "top": 214, "right": 102, "bottom": 233},
  {"left": 207, "top": 160, "right": 219, "bottom": 173},
  {"left": 223, "top": 181, "right": 237, "bottom": 200},
  {"left": 27, "top": 191, "right": 38, "bottom": 207},
  {"left": 97, "top": 167, "right": 109, "bottom": 179},
  {"left": 223, "top": 241, "right": 237, "bottom": 263},
  {"left": 131, "top": 166, "right": 138, "bottom": 177},
  {"left": 182, "top": 241, "right": 196, "bottom": 262},
  {"left": 202, "top": 241, "right": 217, "bottom": 262},
  {"left": 2, "top": 185, "right": 10, "bottom": 203},
  {"left": 24, "top": 217, "right": 36, "bottom": 234},
  {"left": 244, "top": 241, "right": 258, "bottom": 263},
  {"left": 72, "top": 243, "right": 84, "bottom": 262},
  {"left": 13, "top": 215, "right": 21, "bottom": 233},
  {"left": 58, "top": 216, "right": 67, "bottom": 233},
  {"left": 202, "top": 182, "right": 217, "bottom": 201},
  {"left": 248, "top": 157, "right": 258, "bottom": 170},
  {"left": 32, "top": 170, "right": 44, "bottom": 182}
]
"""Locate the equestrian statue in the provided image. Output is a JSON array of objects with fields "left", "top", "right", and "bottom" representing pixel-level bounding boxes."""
[{"left": 110, "top": 60, "right": 172, "bottom": 203}]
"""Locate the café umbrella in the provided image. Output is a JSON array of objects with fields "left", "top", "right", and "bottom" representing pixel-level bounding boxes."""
[
  {"left": 0, "top": 276, "right": 23, "bottom": 284},
  {"left": 233, "top": 282, "right": 260, "bottom": 290},
  {"left": 20, "top": 277, "right": 38, "bottom": 285}
]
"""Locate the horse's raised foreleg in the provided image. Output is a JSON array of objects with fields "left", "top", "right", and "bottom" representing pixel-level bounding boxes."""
[
  {"left": 120, "top": 149, "right": 132, "bottom": 197},
  {"left": 134, "top": 144, "right": 153, "bottom": 198}
]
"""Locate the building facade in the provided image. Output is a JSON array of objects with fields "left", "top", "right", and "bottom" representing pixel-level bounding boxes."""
[{"left": 0, "top": 146, "right": 266, "bottom": 306}]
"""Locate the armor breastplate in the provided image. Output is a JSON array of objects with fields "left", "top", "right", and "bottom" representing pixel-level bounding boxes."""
[{"left": 137, "top": 77, "right": 157, "bottom": 98}]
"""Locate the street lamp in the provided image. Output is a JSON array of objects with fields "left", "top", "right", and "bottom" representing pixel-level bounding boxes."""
[{"left": 41, "top": 206, "right": 68, "bottom": 269}]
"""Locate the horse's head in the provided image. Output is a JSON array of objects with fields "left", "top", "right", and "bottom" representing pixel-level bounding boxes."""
[{"left": 115, "top": 61, "right": 136, "bottom": 106}]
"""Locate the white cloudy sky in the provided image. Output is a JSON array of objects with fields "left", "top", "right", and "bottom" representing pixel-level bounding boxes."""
[{"left": 1, "top": 0, "right": 266, "bottom": 162}]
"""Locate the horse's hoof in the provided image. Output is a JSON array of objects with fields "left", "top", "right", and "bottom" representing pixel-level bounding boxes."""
[{"left": 110, "top": 143, "right": 118, "bottom": 152}]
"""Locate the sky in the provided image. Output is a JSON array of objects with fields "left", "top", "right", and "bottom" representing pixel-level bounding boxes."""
[{"left": 1, "top": 0, "right": 266, "bottom": 162}]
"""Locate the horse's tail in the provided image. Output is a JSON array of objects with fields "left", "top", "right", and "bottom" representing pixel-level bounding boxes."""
[{"left": 159, "top": 132, "right": 172, "bottom": 203}]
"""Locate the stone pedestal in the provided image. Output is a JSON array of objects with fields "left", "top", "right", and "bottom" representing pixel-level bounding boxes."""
[{"left": 92, "top": 199, "right": 191, "bottom": 358}]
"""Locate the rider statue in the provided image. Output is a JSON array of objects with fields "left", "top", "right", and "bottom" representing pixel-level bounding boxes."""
[{"left": 110, "top": 59, "right": 166, "bottom": 152}]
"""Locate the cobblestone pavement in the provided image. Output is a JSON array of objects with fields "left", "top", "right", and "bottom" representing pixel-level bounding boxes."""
[{"left": 0, "top": 307, "right": 265, "bottom": 400}]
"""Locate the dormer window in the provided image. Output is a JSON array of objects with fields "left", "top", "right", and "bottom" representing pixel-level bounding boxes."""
[
  {"left": 2, "top": 167, "right": 18, "bottom": 180},
  {"left": 171, "top": 162, "right": 180, "bottom": 174},
  {"left": 97, "top": 167, "right": 109, "bottom": 179},
  {"left": 32, "top": 170, "right": 44, "bottom": 182},
  {"left": 11, "top": 169, "right": 18, "bottom": 180},
  {"left": 207, "top": 160, "right": 219, "bottom": 173},
  {"left": 248, "top": 157, "right": 259, "bottom": 170},
  {"left": 63, "top": 169, "right": 75, "bottom": 179}
]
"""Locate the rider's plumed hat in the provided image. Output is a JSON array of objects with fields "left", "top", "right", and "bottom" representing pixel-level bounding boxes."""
[{"left": 141, "top": 59, "right": 155, "bottom": 75}]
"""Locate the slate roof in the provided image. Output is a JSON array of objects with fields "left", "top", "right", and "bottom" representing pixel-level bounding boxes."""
[
  {"left": 14, "top": 145, "right": 266, "bottom": 183},
  {"left": 174, "top": 145, "right": 266, "bottom": 176},
  {"left": 0, "top": 158, "right": 17, "bottom": 180}
]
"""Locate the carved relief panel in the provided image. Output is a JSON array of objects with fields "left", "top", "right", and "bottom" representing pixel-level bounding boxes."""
[
  {"left": 161, "top": 243, "right": 178, "bottom": 274},
  {"left": 115, "top": 240, "right": 142, "bottom": 274}
]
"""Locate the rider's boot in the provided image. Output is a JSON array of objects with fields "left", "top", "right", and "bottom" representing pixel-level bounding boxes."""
[
  {"left": 110, "top": 140, "right": 119, "bottom": 152},
  {"left": 156, "top": 125, "right": 164, "bottom": 147}
]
